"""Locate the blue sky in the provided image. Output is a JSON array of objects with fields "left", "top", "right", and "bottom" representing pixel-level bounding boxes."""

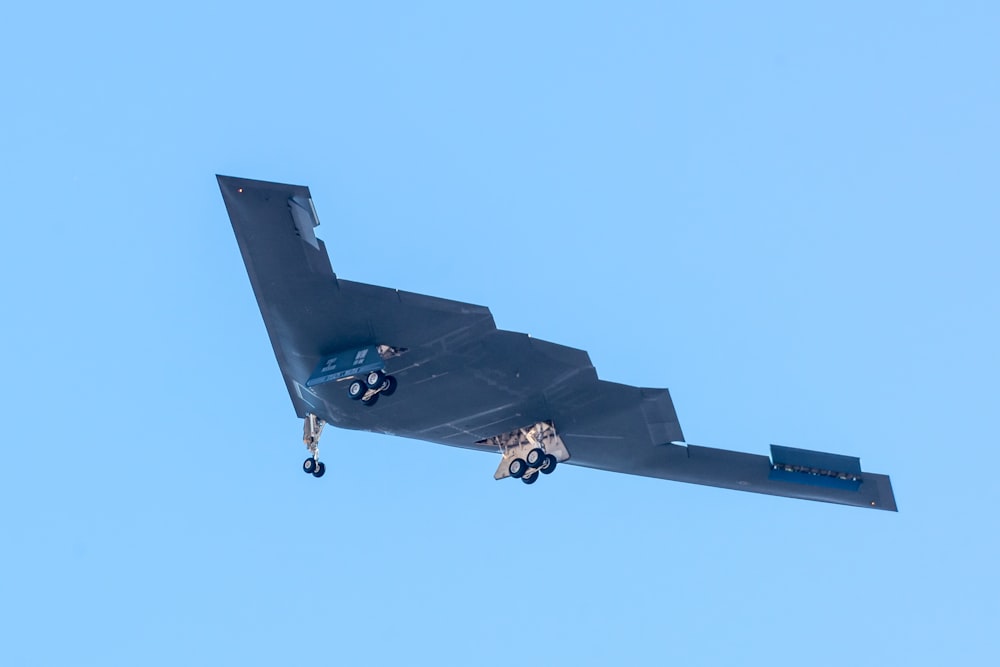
[{"left": 1, "top": 2, "right": 998, "bottom": 665}]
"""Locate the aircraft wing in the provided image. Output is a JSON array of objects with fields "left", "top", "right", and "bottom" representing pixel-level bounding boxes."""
[{"left": 219, "top": 175, "right": 897, "bottom": 511}]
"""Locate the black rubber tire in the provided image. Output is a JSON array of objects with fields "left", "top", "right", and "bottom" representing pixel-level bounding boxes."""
[
  {"left": 508, "top": 458, "right": 527, "bottom": 479},
  {"left": 366, "top": 370, "right": 386, "bottom": 389},
  {"left": 348, "top": 380, "right": 366, "bottom": 400},
  {"left": 361, "top": 392, "right": 379, "bottom": 407},
  {"left": 303, "top": 458, "right": 317, "bottom": 474},
  {"left": 526, "top": 447, "right": 545, "bottom": 468},
  {"left": 540, "top": 454, "right": 558, "bottom": 475},
  {"left": 521, "top": 470, "right": 539, "bottom": 485},
  {"left": 380, "top": 375, "right": 398, "bottom": 396},
  {"left": 312, "top": 461, "right": 326, "bottom": 478}
]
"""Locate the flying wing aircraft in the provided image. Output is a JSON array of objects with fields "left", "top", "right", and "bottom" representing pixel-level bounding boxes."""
[{"left": 218, "top": 175, "right": 897, "bottom": 511}]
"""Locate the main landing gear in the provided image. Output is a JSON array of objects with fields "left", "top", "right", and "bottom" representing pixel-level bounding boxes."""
[
  {"left": 302, "top": 413, "right": 326, "bottom": 478},
  {"left": 507, "top": 448, "right": 558, "bottom": 485},
  {"left": 346, "top": 369, "right": 398, "bottom": 407},
  {"left": 481, "top": 421, "right": 570, "bottom": 486}
]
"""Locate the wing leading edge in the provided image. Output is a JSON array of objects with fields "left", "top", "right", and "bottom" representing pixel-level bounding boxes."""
[{"left": 218, "top": 174, "right": 897, "bottom": 511}]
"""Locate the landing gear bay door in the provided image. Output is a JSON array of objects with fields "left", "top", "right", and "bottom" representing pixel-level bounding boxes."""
[{"left": 306, "top": 345, "right": 384, "bottom": 387}]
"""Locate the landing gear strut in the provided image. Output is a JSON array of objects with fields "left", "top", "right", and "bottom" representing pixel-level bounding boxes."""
[{"left": 302, "top": 413, "right": 326, "bottom": 478}]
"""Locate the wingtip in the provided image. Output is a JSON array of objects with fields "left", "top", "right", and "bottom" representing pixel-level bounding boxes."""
[
  {"left": 216, "top": 175, "right": 243, "bottom": 202},
  {"left": 214, "top": 175, "right": 312, "bottom": 199}
]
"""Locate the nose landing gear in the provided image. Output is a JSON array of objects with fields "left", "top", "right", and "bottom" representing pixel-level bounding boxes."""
[{"left": 302, "top": 413, "right": 327, "bottom": 478}]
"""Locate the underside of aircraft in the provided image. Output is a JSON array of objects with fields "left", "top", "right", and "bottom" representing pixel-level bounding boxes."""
[{"left": 218, "top": 175, "right": 896, "bottom": 511}]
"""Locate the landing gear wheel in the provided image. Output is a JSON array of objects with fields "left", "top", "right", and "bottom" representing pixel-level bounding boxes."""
[
  {"left": 312, "top": 461, "right": 326, "bottom": 478},
  {"left": 303, "top": 458, "right": 318, "bottom": 474},
  {"left": 526, "top": 447, "right": 545, "bottom": 468},
  {"left": 380, "top": 375, "right": 397, "bottom": 396},
  {"left": 347, "top": 380, "right": 365, "bottom": 400},
  {"left": 521, "top": 470, "right": 539, "bottom": 485},
  {"left": 361, "top": 392, "right": 379, "bottom": 407},
  {"left": 366, "top": 370, "right": 386, "bottom": 390},
  {"left": 508, "top": 458, "right": 527, "bottom": 479},
  {"left": 540, "top": 454, "right": 558, "bottom": 475}
]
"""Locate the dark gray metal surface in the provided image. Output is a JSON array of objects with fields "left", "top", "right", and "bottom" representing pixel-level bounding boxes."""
[{"left": 219, "top": 175, "right": 897, "bottom": 511}]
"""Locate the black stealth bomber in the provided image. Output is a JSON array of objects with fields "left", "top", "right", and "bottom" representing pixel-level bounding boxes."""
[{"left": 218, "top": 175, "right": 896, "bottom": 511}]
